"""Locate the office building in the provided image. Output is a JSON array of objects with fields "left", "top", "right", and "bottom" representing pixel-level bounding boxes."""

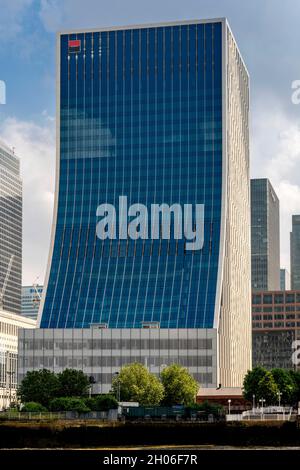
[
  {"left": 19, "top": 19, "right": 251, "bottom": 392},
  {"left": 197, "top": 387, "right": 249, "bottom": 412},
  {"left": 291, "top": 215, "right": 300, "bottom": 290},
  {"left": 0, "top": 309, "right": 35, "bottom": 409},
  {"left": 251, "top": 178, "right": 280, "bottom": 291},
  {"left": 280, "top": 268, "right": 290, "bottom": 291},
  {"left": 21, "top": 285, "right": 43, "bottom": 320},
  {"left": 0, "top": 140, "right": 22, "bottom": 314},
  {"left": 252, "top": 290, "right": 300, "bottom": 370}
]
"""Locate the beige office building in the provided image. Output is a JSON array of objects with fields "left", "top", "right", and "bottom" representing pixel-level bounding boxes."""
[{"left": 0, "top": 309, "right": 35, "bottom": 409}]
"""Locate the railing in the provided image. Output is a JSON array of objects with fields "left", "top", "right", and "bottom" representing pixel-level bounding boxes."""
[
  {"left": 226, "top": 407, "right": 295, "bottom": 422},
  {"left": 226, "top": 414, "right": 243, "bottom": 421},
  {"left": 0, "top": 410, "right": 118, "bottom": 421}
]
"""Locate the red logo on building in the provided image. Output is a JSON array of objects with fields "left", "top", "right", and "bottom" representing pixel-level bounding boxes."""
[{"left": 68, "top": 39, "right": 81, "bottom": 53}]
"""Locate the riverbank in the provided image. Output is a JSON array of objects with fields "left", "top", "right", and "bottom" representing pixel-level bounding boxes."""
[{"left": 1, "top": 420, "right": 300, "bottom": 448}]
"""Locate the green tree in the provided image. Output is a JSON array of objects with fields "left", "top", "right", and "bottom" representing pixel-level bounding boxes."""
[
  {"left": 17, "top": 369, "right": 59, "bottom": 407},
  {"left": 57, "top": 369, "right": 90, "bottom": 397},
  {"left": 256, "top": 371, "right": 279, "bottom": 405},
  {"left": 111, "top": 363, "right": 164, "bottom": 405},
  {"left": 21, "top": 402, "right": 48, "bottom": 412},
  {"left": 243, "top": 366, "right": 268, "bottom": 402},
  {"left": 160, "top": 364, "right": 199, "bottom": 406},
  {"left": 271, "top": 368, "right": 295, "bottom": 405},
  {"left": 288, "top": 370, "right": 300, "bottom": 404}
]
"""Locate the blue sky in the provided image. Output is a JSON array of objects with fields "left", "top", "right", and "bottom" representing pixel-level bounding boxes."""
[{"left": 1, "top": 0, "right": 300, "bottom": 284}]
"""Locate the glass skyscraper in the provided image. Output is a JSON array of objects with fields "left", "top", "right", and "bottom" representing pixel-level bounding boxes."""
[
  {"left": 280, "top": 268, "right": 290, "bottom": 291},
  {"left": 21, "top": 285, "right": 43, "bottom": 320},
  {"left": 290, "top": 215, "right": 300, "bottom": 290},
  {"left": 251, "top": 178, "right": 280, "bottom": 291},
  {"left": 29, "top": 19, "right": 251, "bottom": 390},
  {"left": 41, "top": 21, "right": 224, "bottom": 329},
  {"left": 0, "top": 140, "right": 22, "bottom": 314}
]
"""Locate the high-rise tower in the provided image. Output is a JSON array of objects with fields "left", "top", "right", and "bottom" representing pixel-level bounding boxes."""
[
  {"left": 0, "top": 140, "right": 22, "bottom": 314},
  {"left": 20, "top": 19, "right": 251, "bottom": 390},
  {"left": 251, "top": 178, "right": 280, "bottom": 291},
  {"left": 290, "top": 215, "right": 300, "bottom": 290}
]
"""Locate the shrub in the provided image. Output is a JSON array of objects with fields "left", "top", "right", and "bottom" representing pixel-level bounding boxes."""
[
  {"left": 68, "top": 398, "right": 91, "bottom": 414},
  {"left": 85, "top": 394, "right": 118, "bottom": 411},
  {"left": 49, "top": 397, "right": 72, "bottom": 411},
  {"left": 49, "top": 397, "right": 91, "bottom": 413},
  {"left": 192, "top": 400, "right": 224, "bottom": 416},
  {"left": 21, "top": 402, "right": 47, "bottom": 412}
]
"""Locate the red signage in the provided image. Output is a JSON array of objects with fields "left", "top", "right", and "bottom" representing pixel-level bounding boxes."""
[{"left": 68, "top": 40, "right": 81, "bottom": 52}]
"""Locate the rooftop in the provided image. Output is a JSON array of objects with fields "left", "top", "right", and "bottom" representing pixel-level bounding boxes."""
[{"left": 197, "top": 387, "right": 243, "bottom": 397}]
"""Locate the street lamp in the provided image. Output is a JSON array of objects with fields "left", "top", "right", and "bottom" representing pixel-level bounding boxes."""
[
  {"left": 6, "top": 370, "right": 15, "bottom": 408},
  {"left": 114, "top": 372, "right": 121, "bottom": 402},
  {"left": 252, "top": 394, "right": 256, "bottom": 411},
  {"left": 228, "top": 399, "right": 231, "bottom": 415},
  {"left": 6, "top": 352, "right": 16, "bottom": 409},
  {"left": 88, "top": 376, "right": 96, "bottom": 399},
  {"left": 278, "top": 391, "right": 282, "bottom": 408},
  {"left": 259, "top": 398, "right": 266, "bottom": 414}
]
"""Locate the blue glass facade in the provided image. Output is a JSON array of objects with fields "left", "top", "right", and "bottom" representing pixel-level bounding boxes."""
[{"left": 41, "top": 21, "right": 223, "bottom": 329}]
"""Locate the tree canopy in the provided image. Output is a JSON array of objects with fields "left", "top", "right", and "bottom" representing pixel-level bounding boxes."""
[
  {"left": 18, "top": 369, "right": 59, "bottom": 407},
  {"left": 271, "top": 368, "right": 295, "bottom": 405},
  {"left": 160, "top": 364, "right": 199, "bottom": 406},
  {"left": 243, "top": 366, "right": 300, "bottom": 405},
  {"left": 18, "top": 368, "right": 90, "bottom": 407},
  {"left": 288, "top": 370, "right": 300, "bottom": 403},
  {"left": 111, "top": 363, "right": 164, "bottom": 405},
  {"left": 256, "top": 371, "right": 279, "bottom": 404},
  {"left": 243, "top": 366, "right": 267, "bottom": 402},
  {"left": 57, "top": 369, "right": 90, "bottom": 397}
]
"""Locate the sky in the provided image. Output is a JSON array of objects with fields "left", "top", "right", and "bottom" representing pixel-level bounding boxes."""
[{"left": 1, "top": 0, "right": 300, "bottom": 285}]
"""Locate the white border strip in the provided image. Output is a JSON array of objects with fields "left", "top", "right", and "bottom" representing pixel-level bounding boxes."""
[{"left": 213, "top": 18, "right": 227, "bottom": 332}]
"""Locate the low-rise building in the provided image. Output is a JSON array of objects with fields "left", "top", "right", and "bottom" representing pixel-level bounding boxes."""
[
  {"left": 0, "top": 309, "right": 36, "bottom": 409},
  {"left": 252, "top": 291, "right": 300, "bottom": 370},
  {"left": 197, "top": 387, "right": 250, "bottom": 412},
  {"left": 18, "top": 328, "right": 216, "bottom": 395}
]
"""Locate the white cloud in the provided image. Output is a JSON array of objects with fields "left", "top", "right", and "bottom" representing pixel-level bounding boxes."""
[
  {"left": 39, "top": 0, "right": 65, "bottom": 33},
  {"left": 276, "top": 181, "right": 300, "bottom": 269},
  {"left": 38, "top": 0, "right": 179, "bottom": 32},
  {"left": 0, "top": 0, "right": 33, "bottom": 41},
  {"left": 42, "top": 109, "right": 55, "bottom": 122},
  {"left": 0, "top": 115, "right": 55, "bottom": 285},
  {"left": 251, "top": 99, "right": 300, "bottom": 271}
]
